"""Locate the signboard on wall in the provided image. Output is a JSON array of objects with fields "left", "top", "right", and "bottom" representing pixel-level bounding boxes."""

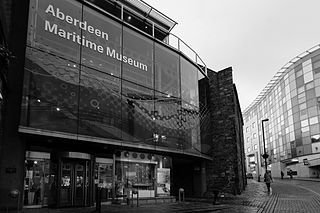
[
  {"left": 156, "top": 168, "right": 170, "bottom": 196},
  {"left": 28, "top": 0, "right": 149, "bottom": 73}
]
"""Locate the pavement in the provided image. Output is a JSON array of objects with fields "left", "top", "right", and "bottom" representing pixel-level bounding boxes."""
[
  {"left": 17, "top": 179, "right": 272, "bottom": 213},
  {"left": 11, "top": 177, "right": 320, "bottom": 213}
]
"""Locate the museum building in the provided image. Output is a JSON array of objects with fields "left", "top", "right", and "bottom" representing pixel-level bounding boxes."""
[{"left": 0, "top": 0, "right": 246, "bottom": 210}]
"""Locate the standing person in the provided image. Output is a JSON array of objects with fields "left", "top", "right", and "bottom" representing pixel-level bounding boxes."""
[
  {"left": 281, "top": 171, "right": 284, "bottom": 179},
  {"left": 264, "top": 170, "right": 273, "bottom": 192}
]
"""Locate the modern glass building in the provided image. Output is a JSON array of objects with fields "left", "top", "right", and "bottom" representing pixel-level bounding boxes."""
[
  {"left": 0, "top": 0, "right": 215, "bottom": 209},
  {"left": 243, "top": 44, "right": 320, "bottom": 179}
]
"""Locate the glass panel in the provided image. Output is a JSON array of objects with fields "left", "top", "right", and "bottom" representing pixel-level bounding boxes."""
[
  {"left": 60, "top": 163, "right": 72, "bottom": 206},
  {"left": 153, "top": 91, "right": 182, "bottom": 150},
  {"left": 28, "top": 0, "right": 82, "bottom": 62},
  {"left": 115, "top": 152, "right": 168, "bottom": 199},
  {"left": 74, "top": 164, "right": 84, "bottom": 205},
  {"left": 78, "top": 66, "right": 121, "bottom": 139},
  {"left": 21, "top": 47, "right": 79, "bottom": 133},
  {"left": 306, "top": 89, "right": 316, "bottom": 100},
  {"left": 304, "top": 71, "right": 313, "bottom": 83},
  {"left": 199, "top": 72, "right": 210, "bottom": 154},
  {"left": 303, "top": 63, "right": 312, "bottom": 74},
  {"left": 97, "top": 163, "right": 113, "bottom": 201},
  {"left": 121, "top": 80, "right": 154, "bottom": 142},
  {"left": 313, "top": 60, "right": 320, "bottom": 70},
  {"left": 180, "top": 57, "right": 199, "bottom": 107},
  {"left": 180, "top": 101, "right": 200, "bottom": 153},
  {"left": 306, "top": 82, "right": 314, "bottom": 90},
  {"left": 24, "top": 158, "right": 50, "bottom": 206},
  {"left": 309, "top": 116, "right": 318, "bottom": 125},
  {"left": 88, "top": 0, "right": 121, "bottom": 18},
  {"left": 122, "top": 27, "right": 153, "bottom": 88},
  {"left": 48, "top": 161, "right": 57, "bottom": 206},
  {"left": 82, "top": 6, "right": 122, "bottom": 76},
  {"left": 296, "top": 76, "right": 304, "bottom": 88},
  {"left": 154, "top": 43, "right": 180, "bottom": 98},
  {"left": 123, "top": 9, "right": 153, "bottom": 36}
]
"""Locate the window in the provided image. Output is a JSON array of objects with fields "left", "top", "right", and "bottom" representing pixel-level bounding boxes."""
[
  {"left": 309, "top": 116, "right": 318, "bottom": 125},
  {"left": 254, "top": 144, "right": 258, "bottom": 150},
  {"left": 253, "top": 133, "right": 257, "bottom": 139},
  {"left": 302, "top": 126, "right": 310, "bottom": 133},
  {"left": 252, "top": 122, "right": 255, "bottom": 129},
  {"left": 246, "top": 126, "right": 250, "bottom": 132},
  {"left": 297, "top": 86, "right": 305, "bottom": 94},
  {"left": 311, "top": 135, "right": 320, "bottom": 143},
  {"left": 305, "top": 70, "right": 313, "bottom": 81},
  {"left": 247, "top": 147, "right": 251, "bottom": 153},
  {"left": 301, "top": 119, "right": 309, "bottom": 127},
  {"left": 247, "top": 137, "right": 250, "bottom": 143},
  {"left": 306, "top": 82, "right": 314, "bottom": 90}
]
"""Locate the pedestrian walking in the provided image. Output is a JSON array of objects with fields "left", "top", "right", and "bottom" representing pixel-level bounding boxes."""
[
  {"left": 281, "top": 171, "right": 284, "bottom": 179},
  {"left": 264, "top": 170, "right": 273, "bottom": 192}
]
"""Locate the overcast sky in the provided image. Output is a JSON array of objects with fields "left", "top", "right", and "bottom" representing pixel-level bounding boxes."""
[{"left": 144, "top": 0, "right": 320, "bottom": 111}]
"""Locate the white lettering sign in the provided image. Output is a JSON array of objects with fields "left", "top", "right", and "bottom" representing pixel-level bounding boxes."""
[{"left": 43, "top": 4, "right": 148, "bottom": 72}]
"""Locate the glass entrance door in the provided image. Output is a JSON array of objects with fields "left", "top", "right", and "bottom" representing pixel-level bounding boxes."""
[{"left": 60, "top": 160, "right": 89, "bottom": 207}]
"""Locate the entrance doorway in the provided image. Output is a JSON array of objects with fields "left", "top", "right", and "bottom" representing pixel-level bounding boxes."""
[{"left": 59, "top": 160, "right": 89, "bottom": 207}]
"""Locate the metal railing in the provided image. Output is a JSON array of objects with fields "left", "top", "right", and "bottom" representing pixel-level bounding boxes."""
[
  {"left": 164, "top": 34, "right": 207, "bottom": 75},
  {"left": 85, "top": 0, "right": 207, "bottom": 76}
]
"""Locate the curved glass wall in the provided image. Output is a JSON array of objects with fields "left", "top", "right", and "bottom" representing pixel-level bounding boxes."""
[
  {"left": 243, "top": 47, "right": 320, "bottom": 166},
  {"left": 20, "top": 0, "right": 209, "bottom": 155}
]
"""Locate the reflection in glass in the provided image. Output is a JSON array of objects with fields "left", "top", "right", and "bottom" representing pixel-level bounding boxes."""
[
  {"left": 180, "top": 57, "right": 199, "bottom": 107},
  {"left": 28, "top": 0, "right": 82, "bottom": 62},
  {"left": 122, "top": 27, "right": 153, "bottom": 87},
  {"left": 82, "top": 6, "right": 122, "bottom": 76},
  {"left": 154, "top": 92, "right": 182, "bottom": 149},
  {"left": 21, "top": 47, "right": 79, "bottom": 133},
  {"left": 155, "top": 43, "right": 180, "bottom": 98},
  {"left": 78, "top": 66, "right": 121, "bottom": 139},
  {"left": 121, "top": 80, "right": 154, "bottom": 142}
]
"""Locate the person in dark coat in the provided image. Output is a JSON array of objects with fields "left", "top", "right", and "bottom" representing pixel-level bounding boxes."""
[{"left": 264, "top": 170, "right": 273, "bottom": 192}]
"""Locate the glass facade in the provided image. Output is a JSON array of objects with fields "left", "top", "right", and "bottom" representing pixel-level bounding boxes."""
[
  {"left": 243, "top": 46, "right": 320, "bottom": 176},
  {"left": 20, "top": 0, "right": 209, "bottom": 155},
  {"left": 24, "top": 151, "right": 51, "bottom": 207}
]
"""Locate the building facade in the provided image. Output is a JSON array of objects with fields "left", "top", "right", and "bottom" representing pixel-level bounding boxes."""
[
  {"left": 0, "top": 0, "right": 245, "bottom": 210},
  {"left": 243, "top": 45, "right": 320, "bottom": 179}
]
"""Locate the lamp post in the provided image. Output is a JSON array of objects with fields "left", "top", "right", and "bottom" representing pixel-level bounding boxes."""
[{"left": 261, "top": 119, "right": 269, "bottom": 173}]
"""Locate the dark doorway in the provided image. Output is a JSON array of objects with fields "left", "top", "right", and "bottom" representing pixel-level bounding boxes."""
[{"left": 59, "top": 160, "right": 90, "bottom": 207}]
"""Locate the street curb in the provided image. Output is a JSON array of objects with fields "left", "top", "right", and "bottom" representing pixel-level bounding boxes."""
[{"left": 257, "top": 194, "right": 278, "bottom": 213}]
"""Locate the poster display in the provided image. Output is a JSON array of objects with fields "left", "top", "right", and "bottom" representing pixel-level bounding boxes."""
[{"left": 156, "top": 168, "right": 170, "bottom": 196}]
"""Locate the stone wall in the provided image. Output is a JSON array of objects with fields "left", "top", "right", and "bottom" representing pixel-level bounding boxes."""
[{"left": 205, "top": 67, "right": 246, "bottom": 195}]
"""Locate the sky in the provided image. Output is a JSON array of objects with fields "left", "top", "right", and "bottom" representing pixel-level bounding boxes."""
[{"left": 144, "top": 0, "right": 320, "bottom": 111}]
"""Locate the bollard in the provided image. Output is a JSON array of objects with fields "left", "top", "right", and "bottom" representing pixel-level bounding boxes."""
[
  {"left": 131, "top": 189, "right": 139, "bottom": 207},
  {"left": 96, "top": 187, "right": 102, "bottom": 213},
  {"left": 9, "top": 189, "right": 20, "bottom": 213},
  {"left": 178, "top": 188, "right": 185, "bottom": 202}
]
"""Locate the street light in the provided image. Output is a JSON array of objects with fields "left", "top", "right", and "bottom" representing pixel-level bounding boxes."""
[{"left": 261, "top": 119, "right": 269, "bottom": 173}]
